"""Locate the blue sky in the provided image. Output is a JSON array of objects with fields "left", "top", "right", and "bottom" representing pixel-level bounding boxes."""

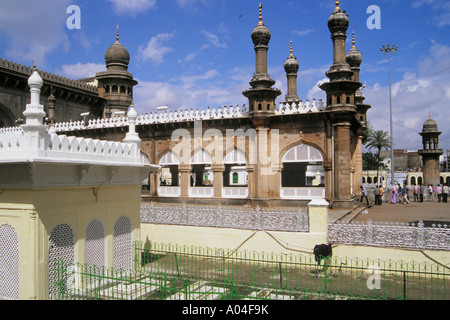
[{"left": 0, "top": 0, "right": 449, "bottom": 152}]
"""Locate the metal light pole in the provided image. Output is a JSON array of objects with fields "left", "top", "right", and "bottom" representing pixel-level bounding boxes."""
[{"left": 380, "top": 44, "right": 398, "bottom": 189}]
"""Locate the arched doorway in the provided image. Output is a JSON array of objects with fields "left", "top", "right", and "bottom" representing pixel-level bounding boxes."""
[
  {"left": 222, "top": 149, "right": 248, "bottom": 198},
  {"left": 280, "top": 144, "right": 325, "bottom": 199},
  {"left": 189, "top": 149, "right": 214, "bottom": 198},
  {"left": 158, "top": 151, "right": 181, "bottom": 197},
  {"left": 0, "top": 104, "right": 16, "bottom": 129}
]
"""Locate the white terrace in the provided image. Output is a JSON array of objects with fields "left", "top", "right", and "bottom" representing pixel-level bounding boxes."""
[
  {"left": 43, "top": 99, "right": 326, "bottom": 133},
  {"left": 0, "top": 68, "right": 151, "bottom": 169}
]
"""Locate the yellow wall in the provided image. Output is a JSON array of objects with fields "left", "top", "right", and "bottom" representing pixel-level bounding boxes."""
[{"left": 0, "top": 185, "right": 142, "bottom": 300}]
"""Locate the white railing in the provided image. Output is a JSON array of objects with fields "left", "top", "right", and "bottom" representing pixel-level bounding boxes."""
[
  {"left": 189, "top": 187, "right": 214, "bottom": 198},
  {"left": 158, "top": 187, "right": 181, "bottom": 197},
  {"left": 47, "top": 100, "right": 326, "bottom": 133},
  {"left": 140, "top": 202, "right": 309, "bottom": 232},
  {"left": 0, "top": 130, "right": 141, "bottom": 165},
  {"left": 280, "top": 187, "right": 325, "bottom": 200},
  {"left": 328, "top": 220, "right": 450, "bottom": 251},
  {"left": 222, "top": 187, "right": 249, "bottom": 199}
]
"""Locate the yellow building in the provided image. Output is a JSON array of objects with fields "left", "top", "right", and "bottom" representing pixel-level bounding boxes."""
[{"left": 0, "top": 68, "right": 158, "bottom": 300}]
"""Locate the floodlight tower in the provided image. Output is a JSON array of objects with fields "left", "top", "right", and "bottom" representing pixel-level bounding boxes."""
[{"left": 380, "top": 44, "right": 398, "bottom": 187}]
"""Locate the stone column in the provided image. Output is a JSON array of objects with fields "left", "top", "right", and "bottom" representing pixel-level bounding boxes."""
[
  {"left": 179, "top": 164, "right": 191, "bottom": 198},
  {"left": 212, "top": 164, "right": 224, "bottom": 199},
  {"left": 333, "top": 121, "right": 353, "bottom": 209}
]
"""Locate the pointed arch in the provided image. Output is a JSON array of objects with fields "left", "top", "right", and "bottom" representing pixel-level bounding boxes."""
[
  {"left": 113, "top": 216, "right": 132, "bottom": 270},
  {"left": 0, "top": 224, "right": 19, "bottom": 300},
  {"left": 282, "top": 143, "right": 324, "bottom": 163},
  {"left": 190, "top": 149, "right": 212, "bottom": 165},
  {"left": 85, "top": 219, "right": 106, "bottom": 267}
]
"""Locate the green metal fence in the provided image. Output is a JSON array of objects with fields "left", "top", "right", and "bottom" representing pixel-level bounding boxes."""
[{"left": 52, "top": 242, "right": 449, "bottom": 300}]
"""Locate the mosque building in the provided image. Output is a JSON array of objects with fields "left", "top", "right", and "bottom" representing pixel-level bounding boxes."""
[{"left": 1, "top": 1, "right": 371, "bottom": 209}]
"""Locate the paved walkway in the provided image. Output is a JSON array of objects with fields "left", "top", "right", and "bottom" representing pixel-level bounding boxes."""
[{"left": 329, "top": 199, "right": 450, "bottom": 225}]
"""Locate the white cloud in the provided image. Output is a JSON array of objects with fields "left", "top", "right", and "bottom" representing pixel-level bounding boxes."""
[
  {"left": 59, "top": 63, "right": 105, "bottom": 79},
  {"left": 133, "top": 68, "right": 248, "bottom": 113},
  {"left": 137, "top": 32, "right": 175, "bottom": 64},
  {"left": 293, "top": 29, "right": 315, "bottom": 36},
  {"left": 107, "top": 0, "right": 157, "bottom": 15},
  {"left": 0, "top": 0, "right": 72, "bottom": 65},
  {"left": 200, "top": 30, "right": 228, "bottom": 49}
]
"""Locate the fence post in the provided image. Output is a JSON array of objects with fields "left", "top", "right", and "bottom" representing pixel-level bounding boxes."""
[{"left": 308, "top": 199, "right": 329, "bottom": 242}]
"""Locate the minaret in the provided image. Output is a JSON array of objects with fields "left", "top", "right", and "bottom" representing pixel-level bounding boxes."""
[
  {"left": 320, "top": 1, "right": 362, "bottom": 209},
  {"left": 96, "top": 25, "right": 138, "bottom": 117},
  {"left": 284, "top": 40, "right": 300, "bottom": 104},
  {"left": 242, "top": 3, "right": 282, "bottom": 205},
  {"left": 418, "top": 114, "right": 443, "bottom": 188},
  {"left": 243, "top": 3, "right": 281, "bottom": 124},
  {"left": 346, "top": 31, "right": 371, "bottom": 194}
]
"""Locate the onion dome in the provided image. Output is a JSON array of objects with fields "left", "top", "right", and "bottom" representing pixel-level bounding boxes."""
[
  {"left": 422, "top": 113, "right": 439, "bottom": 133},
  {"left": 346, "top": 31, "right": 363, "bottom": 67},
  {"left": 284, "top": 41, "right": 300, "bottom": 73},
  {"left": 251, "top": 3, "right": 271, "bottom": 46},
  {"left": 328, "top": 1, "right": 349, "bottom": 34},
  {"left": 28, "top": 61, "right": 43, "bottom": 89},
  {"left": 105, "top": 25, "right": 130, "bottom": 69}
]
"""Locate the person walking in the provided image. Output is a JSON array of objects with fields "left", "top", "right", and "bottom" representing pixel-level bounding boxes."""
[
  {"left": 428, "top": 184, "right": 434, "bottom": 202},
  {"left": 402, "top": 183, "right": 409, "bottom": 204},
  {"left": 360, "top": 186, "right": 369, "bottom": 206},
  {"left": 379, "top": 185, "right": 384, "bottom": 205},
  {"left": 443, "top": 184, "right": 449, "bottom": 203},
  {"left": 413, "top": 183, "right": 420, "bottom": 202},
  {"left": 391, "top": 184, "right": 397, "bottom": 204},
  {"left": 373, "top": 185, "right": 380, "bottom": 205},
  {"left": 419, "top": 183, "right": 424, "bottom": 202},
  {"left": 437, "top": 184, "right": 443, "bottom": 202}
]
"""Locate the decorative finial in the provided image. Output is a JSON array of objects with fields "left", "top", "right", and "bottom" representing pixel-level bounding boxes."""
[
  {"left": 258, "top": 3, "right": 263, "bottom": 25},
  {"left": 352, "top": 30, "right": 356, "bottom": 48},
  {"left": 335, "top": 0, "right": 340, "bottom": 11},
  {"left": 32, "top": 61, "right": 37, "bottom": 71},
  {"left": 116, "top": 24, "right": 119, "bottom": 42},
  {"left": 289, "top": 40, "right": 294, "bottom": 58}
]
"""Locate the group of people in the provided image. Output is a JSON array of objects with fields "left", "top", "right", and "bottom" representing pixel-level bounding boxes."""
[
  {"left": 359, "top": 183, "right": 449, "bottom": 206},
  {"left": 412, "top": 183, "right": 449, "bottom": 203},
  {"left": 359, "top": 185, "right": 384, "bottom": 206},
  {"left": 390, "top": 183, "right": 410, "bottom": 204}
]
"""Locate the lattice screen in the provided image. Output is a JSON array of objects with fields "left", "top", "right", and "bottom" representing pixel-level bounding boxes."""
[
  {"left": 48, "top": 224, "right": 75, "bottom": 299},
  {"left": 113, "top": 216, "right": 132, "bottom": 270},
  {"left": 85, "top": 219, "right": 106, "bottom": 267},
  {"left": 0, "top": 224, "right": 19, "bottom": 300}
]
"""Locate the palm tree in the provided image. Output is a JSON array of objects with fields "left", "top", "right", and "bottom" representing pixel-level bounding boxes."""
[{"left": 366, "top": 130, "right": 391, "bottom": 185}]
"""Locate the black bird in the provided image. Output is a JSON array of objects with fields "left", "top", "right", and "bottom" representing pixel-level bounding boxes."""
[{"left": 313, "top": 243, "right": 332, "bottom": 265}]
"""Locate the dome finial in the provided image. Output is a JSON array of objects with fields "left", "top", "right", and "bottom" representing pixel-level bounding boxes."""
[
  {"left": 335, "top": 0, "right": 340, "bottom": 11},
  {"left": 116, "top": 24, "right": 119, "bottom": 42},
  {"left": 32, "top": 60, "right": 37, "bottom": 71},
  {"left": 289, "top": 40, "right": 294, "bottom": 58},
  {"left": 258, "top": 3, "right": 263, "bottom": 26},
  {"left": 352, "top": 30, "right": 356, "bottom": 48}
]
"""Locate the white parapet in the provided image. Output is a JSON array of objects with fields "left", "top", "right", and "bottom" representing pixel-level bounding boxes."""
[{"left": 0, "top": 67, "right": 159, "bottom": 188}]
